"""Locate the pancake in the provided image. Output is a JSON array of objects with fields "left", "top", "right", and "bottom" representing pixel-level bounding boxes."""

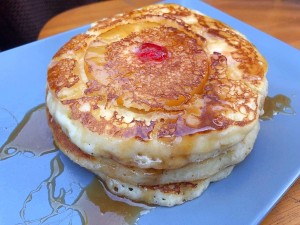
[
  {"left": 104, "top": 166, "right": 234, "bottom": 207},
  {"left": 48, "top": 110, "right": 259, "bottom": 186},
  {"left": 47, "top": 111, "right": 234, "bottom": 206},
  {"left": 46, "top": 3, "right": 268, "bottom": 206}
]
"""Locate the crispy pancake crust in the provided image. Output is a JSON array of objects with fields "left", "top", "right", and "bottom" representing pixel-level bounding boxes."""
[
  {"left": 47, "top": 110, "right": 258, "bottom": 186},
  {"left": 47, "top": 110, "right": 234, "bottom": 206},
  {"left": 46, "top": 4, "right": 268, "bottom": 170},
  {"left": 104, "top": 166, "right": 234, "bottom": 207}
]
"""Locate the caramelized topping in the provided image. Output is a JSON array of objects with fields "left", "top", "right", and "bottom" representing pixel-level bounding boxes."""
[
  {"left": 48, "top": 59, "right": 79, "bottom": 94},
  {"left": 47, "top": 4, "right": 268, "bottom": 145},
  {"left": 84, "top": 25, "right": 208, "bottom": 111}
]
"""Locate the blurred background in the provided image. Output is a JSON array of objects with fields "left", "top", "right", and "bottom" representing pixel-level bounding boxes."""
[
  {"left": 1, "top": 0, "right": 300, "bottom": 51},
  {"left": 0, "top": 0, "right": 104, "bottom": 51}
]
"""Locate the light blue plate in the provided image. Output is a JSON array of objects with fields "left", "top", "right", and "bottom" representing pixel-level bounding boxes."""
[{"left": 1, "top": 1, "right": 299, "bottom": 224}]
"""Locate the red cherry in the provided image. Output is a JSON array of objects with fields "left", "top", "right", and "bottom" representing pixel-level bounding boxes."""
[{"left": 137, "top": 43, "right": 168, "bottom": 62}]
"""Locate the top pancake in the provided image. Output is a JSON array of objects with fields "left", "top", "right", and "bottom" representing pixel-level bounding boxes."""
[{"left": 46, "top": 4, "right": 268, "bottom": 169}]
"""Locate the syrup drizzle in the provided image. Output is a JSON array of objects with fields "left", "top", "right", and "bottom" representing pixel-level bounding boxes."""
[
  {"left": 18, "top": 155, "right": 148, "bottom": 225},
  {"left": 0, "top": 104, "right": 150, "bottom": 225},
  {"left": 1, "top": 94, "right": 293, "bottom": 224},
  {"left": 260, "top": 94, "right": 295, "bottom": 120},
  {"left": 0, "top": 104, "right": 57, "bottom": 160}
]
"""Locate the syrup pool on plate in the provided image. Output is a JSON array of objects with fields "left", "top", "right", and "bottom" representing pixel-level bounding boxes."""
[
  {"left": 260, "top": 94, "right": 294, "bottom": 120},
  {"left": 0, "top": 93, "right": 294, "bottom": 224},
  {"left": 0, "top": 104, "right": 151, "bottom": 225}
]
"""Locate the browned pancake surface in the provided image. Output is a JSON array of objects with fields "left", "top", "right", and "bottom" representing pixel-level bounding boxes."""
[{"left": 46, "top": 4, "right": 268, "bottom": 169}]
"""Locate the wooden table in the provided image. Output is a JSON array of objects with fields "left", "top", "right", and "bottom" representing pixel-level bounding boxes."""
[{"left": 39, "top": 0, "right": 300, "bottom": 224}]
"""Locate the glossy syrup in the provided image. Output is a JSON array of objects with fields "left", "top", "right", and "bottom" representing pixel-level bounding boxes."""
[
  {"left": 260, "top": 94, "right": 295, "bottom": 120},
  {"left": 0, "top": 104, "right": 150, "bottom": 225},
  {"left": 0, "top": 104, "right": 57, "bottom": 160}
]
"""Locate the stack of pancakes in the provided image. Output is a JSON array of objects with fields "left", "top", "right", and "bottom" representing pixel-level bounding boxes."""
[{"left": 46, "top": 4, "right": 268, "bottom": 207}]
